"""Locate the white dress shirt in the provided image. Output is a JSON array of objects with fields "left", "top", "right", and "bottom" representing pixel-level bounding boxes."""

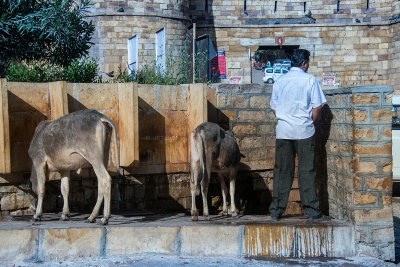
[{"left": 270, "top": 67, "right": 326, "bottom": 140}]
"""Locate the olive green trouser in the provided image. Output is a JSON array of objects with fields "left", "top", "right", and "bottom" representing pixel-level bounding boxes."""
[{"left": 269, "top": 135, "right": 322, "bottom": 218}]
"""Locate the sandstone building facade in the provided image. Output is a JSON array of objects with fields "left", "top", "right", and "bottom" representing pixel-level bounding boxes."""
[{"left": 89, "top": 0, "right": 400, "bottom": 93}]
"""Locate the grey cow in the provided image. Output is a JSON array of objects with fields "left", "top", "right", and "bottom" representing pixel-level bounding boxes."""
[
  {"left": 28, "top": 109, "right": 119, "bottom": 225},
  {"left": 190, "top": 122, "right": 243, "bottom": 221}
]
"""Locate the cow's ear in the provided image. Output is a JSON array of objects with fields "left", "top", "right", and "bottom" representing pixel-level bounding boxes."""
[
  {"left": 220, "top": 129, "right": 225, "bottom": 138},
  {"left": 226, "top": 130, "right": 235, "bottom": 136}
]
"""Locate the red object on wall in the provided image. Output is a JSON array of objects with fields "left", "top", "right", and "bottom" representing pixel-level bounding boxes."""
[
  {"left": 275, "top": 37, "right": 285, "bottom": 46},
  {"left": 210, "top": 50, "right": 226, "bottom": 78}
]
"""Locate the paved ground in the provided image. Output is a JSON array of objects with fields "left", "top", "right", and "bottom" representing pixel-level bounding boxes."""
[
  {"left": 12, "top": 254, "right": 396, "bottom": 267},
  {"left": 1, "top": 210, "right": 348, "bottom": 229},
  {"left": 252, "top": 68, "right": 264, "bottom": 85}
]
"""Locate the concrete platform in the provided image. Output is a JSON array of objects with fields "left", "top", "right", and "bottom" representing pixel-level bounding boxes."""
[{"left": 0, "top": 211, "right": 354, "bottom": 265}]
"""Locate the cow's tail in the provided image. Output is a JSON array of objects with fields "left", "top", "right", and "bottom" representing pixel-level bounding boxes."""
[
  {"left": 197, "top": 130, "right": 207, "bottom": 196},
  {"left": 101, "top": 117, "right": 122, "bottom": 204},
  {"left": 190, "top": 130, "right": 204, "bottom": 196},
  {"left": 28, "top": 164, "right": 38, "bottom": 211}
]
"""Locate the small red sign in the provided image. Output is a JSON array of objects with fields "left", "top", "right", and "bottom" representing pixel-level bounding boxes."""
[
  {"left": 275, "top": 37, "right": 285, "bottom": 45},
  {"left": 210, "top": 50, "right": 226, "bottom": 78}
]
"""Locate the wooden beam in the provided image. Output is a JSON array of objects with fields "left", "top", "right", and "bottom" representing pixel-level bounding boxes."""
[
  {"left": 0, "top": 79, "right": 11, "bottom": 173},
  {"left": 118, "top": 82, "right": 139, "bottom": 167},
  {"left": 187, "top": 83, "right": 207, "bottom": 161},
  {"left": 49, "top": 81, "right": 68, "bottom": 120}
]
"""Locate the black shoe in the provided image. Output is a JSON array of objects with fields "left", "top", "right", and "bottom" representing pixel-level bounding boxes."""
[{"left": 307, "top": 215, "right": 330, "bottom": 222}]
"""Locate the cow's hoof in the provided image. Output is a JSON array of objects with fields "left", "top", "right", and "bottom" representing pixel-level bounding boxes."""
[
  {"left": 231, "top": 212, "right": 238, "bottom": 218},
  {"left": 101, "top": 218, "right": 109, "bottom": 225},
  {"left": 204, "top": 215, "right": 210, "bottom": 221},
  {"left": 190, "top": 210, "right": 199, "bottom": 221},
  {"left": 60, "top": 214, "right": 70, "bottom": 221},
  {"left": 222, "top": 211, "right": 228, "bottom": 216},
  {"left": 86, "top": 218, "right": 96, "bottom": 223},
  {"left": 32, "top": 215, "right": 41, "bottom": 222}
]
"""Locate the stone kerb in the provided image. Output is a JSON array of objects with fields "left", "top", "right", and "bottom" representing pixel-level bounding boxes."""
[
  {"left": 324, "top": 85, "right": 394, "bottom": 260},
  {"left": 0, "top": 221, "right": 354, "bottom": 264}
]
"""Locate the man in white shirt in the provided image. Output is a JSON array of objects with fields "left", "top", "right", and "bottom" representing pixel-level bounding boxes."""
[{"left": 269, "top": 49, "right": 327, "bottom": 221}]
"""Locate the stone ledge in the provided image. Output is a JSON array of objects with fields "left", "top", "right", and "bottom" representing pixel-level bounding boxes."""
[
  {"left": 325, "top": 85, "right": 394, "bottom": 95},
  {"left": 0, "top": 229, "right": 38, "bottom": 264},
  {"left": 0, "top": 213, "right": 354, "bottom": 264},
  {"left": 88, "top": 8, "right": 191, "bottom": 22}
]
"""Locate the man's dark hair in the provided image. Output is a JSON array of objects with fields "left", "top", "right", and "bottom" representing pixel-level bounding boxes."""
[{"left": 291, "top": 49, "right": 310, "bottom": 67}]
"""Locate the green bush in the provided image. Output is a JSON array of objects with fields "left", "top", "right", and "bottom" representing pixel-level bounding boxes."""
[
  {"left": 5, "top": 61, "right": 62, "bottom": 82},
  {"left": 63, "top": 57, "right": 99, "bottom": 83},
  {"left": 108, "top": 38, "right": 209, "bottom": 85},
  {"left": 4, "top": 36, "right": 208, "bottom": 85},
  {"left": 5, "top": 57, "right": 99, "bottom": 83}
]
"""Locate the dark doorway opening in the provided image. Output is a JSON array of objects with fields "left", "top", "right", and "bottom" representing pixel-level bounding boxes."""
[
  {"left": 255, "top": 45, "right": 300, "bottom": 67},
  {"left": 252, "top": 45, "right": 300, "bottom": 85}
]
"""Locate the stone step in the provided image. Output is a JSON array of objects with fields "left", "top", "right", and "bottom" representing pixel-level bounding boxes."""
[{"left": 0, "top": 213, "right": 354, "bottom": 264}]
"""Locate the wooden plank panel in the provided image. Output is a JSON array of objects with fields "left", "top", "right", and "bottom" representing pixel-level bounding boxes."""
[
  {"left": 118, "top": 83, "right": 139, "bottom": 167},
  {"left": 187, "top": 83, "right": 207, "bottom": 160},
  {"left": 67, "top": 83, "right": 117, "bottom": 111},
  {"left": 163, "top": 111, "right": 188, "bottom": 164},
  {"left": 7, "top": 82, "right": 48, "bottom": 172},
  {"left": 7, "top": 82, "right": 49, "bottom": 114},
  {"left": 47, "top": 81, "right": 68, "bottom": 179},
  {"left": 49, "top": 81, "right": 68, "bottom": 120},
  {"left": 0, "top": 79, "right": 11, "bottom": 173},
  {"left": 65, "top": 83, "right": 119, "bottom": 172},
  {"left": 9, "top": 112, "right": 45, "bottom": 172},
  {"left": 187, "top": 83, "right": 207, "bottom": 134}
]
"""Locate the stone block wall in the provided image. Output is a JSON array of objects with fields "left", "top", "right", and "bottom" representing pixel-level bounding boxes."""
[
  {"left": 91, "top": 0, "right": 190, "bottom": 18},
  {"left": 197, "top": 24, "right": 391, "bottom": 86},
  {"left": 389, "top": 21, "right": 400, "bottom": 94},
  {"left": 190, "top": 0, "right": 393, "bottom": 25},
  {"left": 86, "top": 1, "right": 400, "bottom": 93},
  {"left": 207, "top": 83, "right": 304, "bottom": 215},
  {"left": 208, "top": 83, "right": 395, "bottom": 259},
  {"left": 323, "top": 85, "right": 394, "bottom": 260},
  {"left": 394, "top": 0, "right": 400, "bottom": 13},
  {"left": 321, "top": 90, "right": 354, "bottom": 220},
  {"left": 208, "top": 84, "right": 275, "bottom": 170},
  {"left": 88, "top": 6, "right": 191, "bottom": 75}
]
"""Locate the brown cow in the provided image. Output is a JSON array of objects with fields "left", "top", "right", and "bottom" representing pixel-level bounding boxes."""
[
  {"left": 190, "top": 122, "right": 243, "bottom": 221},
  {"left": 28, "top": 109, "right": 120, "bottom": 225}
]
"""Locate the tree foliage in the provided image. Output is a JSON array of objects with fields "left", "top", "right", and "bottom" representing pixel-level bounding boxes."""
[
  {"left": 6, "top": 57, "right": 99, "bottom": 83},
  {"left": 0, "top": 0, "right": 95, "bottom": 76}
]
